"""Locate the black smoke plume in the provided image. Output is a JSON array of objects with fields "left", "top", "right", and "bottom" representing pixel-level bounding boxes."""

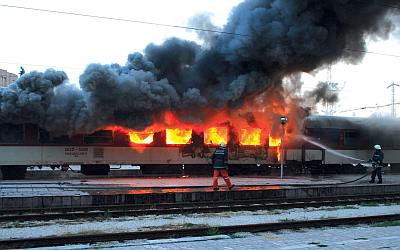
[
  {"left": 305, "top": 115, "right": 400, "bottom": 149},
  {"left": 303, "top": 81, "right": 339, "bottom": 111},
  {"left": 0, "top": 0, "right": 399, "bottom": 135}
]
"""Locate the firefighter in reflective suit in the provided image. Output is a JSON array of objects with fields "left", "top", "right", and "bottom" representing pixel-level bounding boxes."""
[
  {"left": 212, "top": 142, "right": 234, "bottom": 191},
  {"left": 369, "top": 144, "right": 384, "bottom": 184}
]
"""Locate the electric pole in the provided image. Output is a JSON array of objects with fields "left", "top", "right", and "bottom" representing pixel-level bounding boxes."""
[
  {"left": 325, "top": 65, "right": 333, "bottom": 115},
  {"left": 324, "top": 64, "right": 340, "bottom": 116},
  {"left": 280, "top": 116, "right": 287, "bottom": 179},
  {"left": 387, "top": 82, "right": 399, "bottom": 118}
]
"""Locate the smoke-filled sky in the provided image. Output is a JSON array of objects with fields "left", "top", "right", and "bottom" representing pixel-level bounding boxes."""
[{"left": 0, "top": 0, "right": 399, "bottom": 135}]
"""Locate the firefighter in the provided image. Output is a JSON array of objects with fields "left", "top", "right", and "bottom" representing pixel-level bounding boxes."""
[
  {"left": 212, "top": 142, "right": 235, "bottom": 191},
  {"left": 369, "top": 144, "right": 384, "bottom": 184}
]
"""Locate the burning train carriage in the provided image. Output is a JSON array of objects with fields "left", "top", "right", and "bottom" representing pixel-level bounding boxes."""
[
  {"left": 0, "top": 122, "right": 283, "bottom": 179},
  {"left": 0, "top": 0, "right": 399, "bottom": 180},
  {"left": 1, "top": 115, "right": 400, "bottom": 179}
]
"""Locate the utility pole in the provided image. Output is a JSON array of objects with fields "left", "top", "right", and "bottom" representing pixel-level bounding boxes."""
[
  {"left": 387, "top": 83, "right": 399, "bottom": 118},
  {"left": 280, "top": 116, "right": 287, "bottom": 179},
  {"left": 325, "top": 65, "right": 332, "bottom": 115},
  {"left": 324, "top": 64, "right": 340, "bottom": 116}
]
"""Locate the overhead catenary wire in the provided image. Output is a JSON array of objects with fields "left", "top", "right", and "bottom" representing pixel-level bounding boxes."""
[
  {"left": 4, "top": 47, "right": 400, "bottom": 74},
  {"left": 0, "top": 4, "right": 249, "bottom": 37},
  {"left": 338, "top": 102, "right": 400, "bottom": 113},
  {"left": 1, "top": 1, "right": 399, "bottom": 38},
  {"left": 1, "top": 2, "right": 400, "bottom": 74},
  {"left": 344, "top": 48, "right": 400, "bottom": 58}
]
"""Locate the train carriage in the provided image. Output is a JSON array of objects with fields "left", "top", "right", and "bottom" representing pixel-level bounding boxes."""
[{"left": 1, "top": 116, "right": 400, "bottom": 179}]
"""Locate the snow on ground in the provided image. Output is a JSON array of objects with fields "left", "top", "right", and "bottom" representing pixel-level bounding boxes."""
[{"left": 0, "top": 203, "right": 400, "bottom": 240}]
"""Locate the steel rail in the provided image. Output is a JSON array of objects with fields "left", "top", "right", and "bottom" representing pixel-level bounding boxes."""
[
  {"left": 0, "top": 193, "right": 399, "bottom": 222},
  {"left": 0, "top": 214, "right": 399, "bottom": 249}
]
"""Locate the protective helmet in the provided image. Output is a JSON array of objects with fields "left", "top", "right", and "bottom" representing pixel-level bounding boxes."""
[
  {"left": 374, "top": 144, "right": 381, "bottom": 150},
  {"left": 219, "top": 142, "right": 226, "bottom": 147}
]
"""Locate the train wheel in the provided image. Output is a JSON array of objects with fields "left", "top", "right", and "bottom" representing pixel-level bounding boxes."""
[{"left": 0, "top": 166, "right": 27, "bottom": 180}]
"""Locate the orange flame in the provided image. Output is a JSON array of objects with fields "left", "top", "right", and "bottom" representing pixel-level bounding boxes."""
[
  {"left": 166, "top": 128, "right": 192, "bottom": 145},
  {"left": 128, "top": 131, "right": 154, "bottom": 144},
  {"left": 204, "top": 127, "right": 228, "bottom": 145},
  {"left": 269, "top": 134, "right": 282, "bottom": 160},
  {"left": 268, "top": 135, "right": 281, "bottom": 147},
  {"left": 240, "top": 128, "right": 262, "bottom": 146}
]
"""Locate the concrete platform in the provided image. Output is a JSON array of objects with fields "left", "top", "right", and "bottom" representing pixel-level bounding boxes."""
[
  {"left": 0, "top": 174, "right": 400, "bottom": 209},
  {"left": 0, "top": 174, "right": 399, "bottom": 209}
]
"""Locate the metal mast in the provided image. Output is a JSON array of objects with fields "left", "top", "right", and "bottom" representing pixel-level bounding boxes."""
[
  {"left": 325, "top": 65, "right": 333, "bottom": 115},
  {"left": 280, "top": 116, "right": 287, "bottom": 179},
  {"left": 387, "top": 83, "right": 399, "bottom": 118}
]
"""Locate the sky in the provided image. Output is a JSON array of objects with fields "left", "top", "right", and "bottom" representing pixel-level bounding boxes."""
[{"left": 0, "top": 0, "right": 399, "bottom": 118}]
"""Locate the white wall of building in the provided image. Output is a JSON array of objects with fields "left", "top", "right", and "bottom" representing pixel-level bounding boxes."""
[{"left": 0, "top": 69, "right": 17, "bottom": 87}]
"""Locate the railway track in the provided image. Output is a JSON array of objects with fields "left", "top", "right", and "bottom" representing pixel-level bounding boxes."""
[
  {"left": 1, "top": 214, "right": 399, "bottom": 249},
  {"left": 0, "top": 193, "right": 399, "bottom": 222}
]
